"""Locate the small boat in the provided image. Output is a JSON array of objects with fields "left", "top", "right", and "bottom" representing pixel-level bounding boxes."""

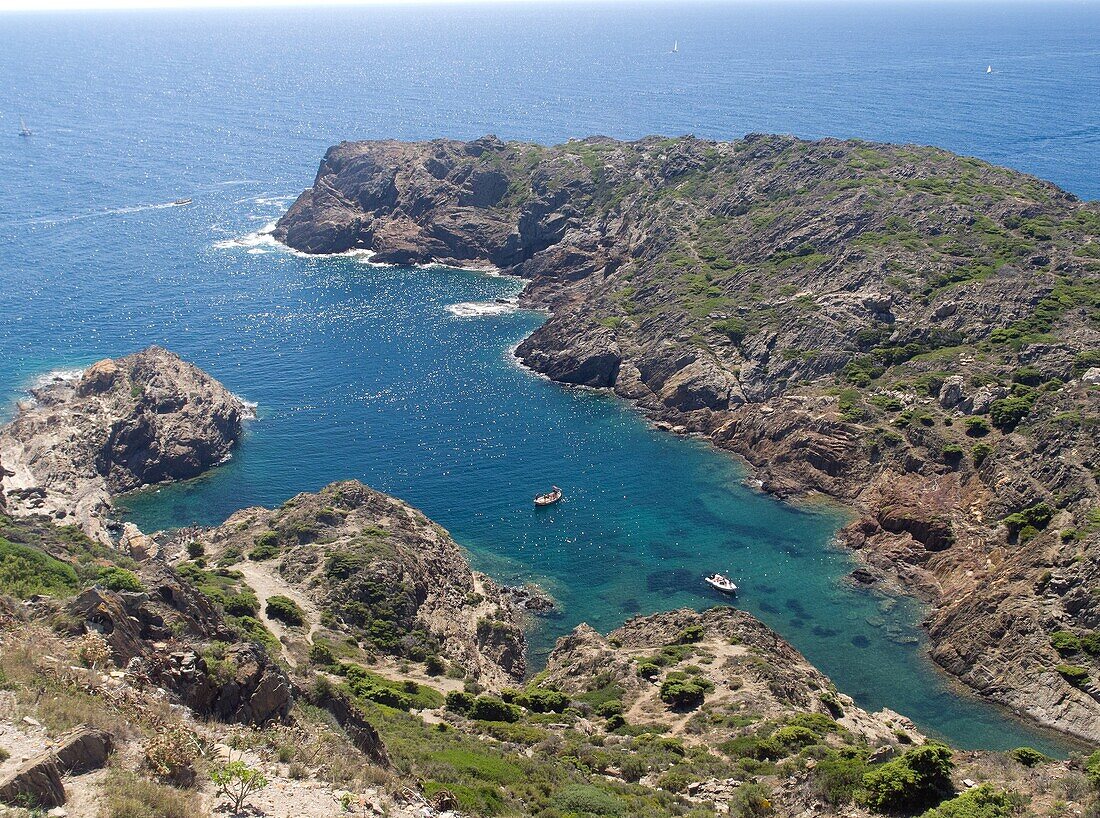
[
  {"left": 671, "top": 40, "right": 679, "bottom": 53},
  {"left": 18, "top": 117, "right": 32, "bottom": 137},
  {"left": 986, "top": 65, "right": 993, "bottom": 74},
  {"left": 534, "top": 486, "right": 563, "bottom": 507},
  {"left": 704, "top": 573, "right": 737, "bottom": 594},
  {"left": 173, "top": 198, "right": 192, "bottom": 206}
]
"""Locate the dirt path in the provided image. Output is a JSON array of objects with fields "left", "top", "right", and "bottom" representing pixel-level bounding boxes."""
[{"left": 232, "top": 559, "right": 321, "bottom": 668}]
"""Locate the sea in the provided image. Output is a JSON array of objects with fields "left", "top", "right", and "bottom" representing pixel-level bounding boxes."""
[{"left": 2, "top": 1, "right": 1097, "bottom": 755}]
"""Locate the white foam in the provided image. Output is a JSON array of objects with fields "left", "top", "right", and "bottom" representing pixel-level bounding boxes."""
[
  {"left": 235, "top": 397, "right": 259, "bottom": 420},
  {"left": 30, "top": 367, "right": 85, "bottom": 389},
  {"left": 214, "top": 221, "right": 375, "bottom": 260},
  {"left": 446, "top": 300, "right": 519, "bottom": 318}
]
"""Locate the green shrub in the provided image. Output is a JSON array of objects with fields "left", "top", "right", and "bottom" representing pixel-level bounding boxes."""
[
  {"left": 468, "top": 696, "right": 521, "bottom": 723},
  {"left": 248, "top": 531, "right": 281, "bottom": 561},
  {"left": 675, "top": 624, "right": 705, "bottom": 644},
  {"left": 941, "top": 443, "right": 964, "bottom": 464},
  {"left": 265, "top": 595, "right": 305, "bottom": 626},
  {"left": 964, "top": 417, "right": 990, "bottom": 437},
  {"left": 712, "top": 317, "right": 748, "bottom": 344},
  {"left": 730, "top": 781, "right": 774, "bottom": 817},
  {"left": 813, "top": 751, "right": 869, "bottom": 805},
  {"left": 307, "top": 642, "right": 335, "bottom": 666},
  {"left": 445, "top": 690, "right": 475, "bottom": 714},
  {"left": 185, "top": 540, "right": 204, "bottom": 559},
  {"left": 425, "top": 655, "right": 445, "bottom": 676},
  {"left": 719, "top": 734, "right": 784, "bottom": 761},
  {"left": 1050, "top": 631, "right": 1082, "bottom": 654},
  {"left": 861, "top": 744, "right": 954, "bottom": 813},
  {"left": 0, "top": 538, "right": 79, "bottom": 598},
  {"left": 1008, "top": 746, "right": 1050, "bottom": 767},
  {"left": 96, "top": 566, "right": 144, "bottom": 592},
  {"left": 595, "top": 699, "right": 623, "bottom": 717},
  {"left": 1056, "top": 664, "right": 1089, "bottom": 686},
  {"left": 989, "top": 395, "right": 1034, "bottom": 432},
  {"left": 637, "top": 662, "right": 661, "bottom": 680},
  {"left": 919, "top": 783, "right": 1016, "bottom": 818},
  {"left": 1013, "top": 366, "right": 1043, "bottom": 386},
  {"left": 1003, "top": 503, "right": 1054, "bottom": 537},
  {"left": 1085, "top": 750, "right": 1100, "bottom": 786},
  {"left": 550, "top": 784, "right": 624, "bottom": 815},
  {"left": 971, "top": 443, "right": 993, "bottom": 466},
  {"left": 658, "top": 675, "right": 713, "bottom": 710}
]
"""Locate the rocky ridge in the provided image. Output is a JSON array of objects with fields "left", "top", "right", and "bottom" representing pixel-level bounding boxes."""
[
  {"left": 0, "top": 346, "right": 247, "bottom": 544},
  {"left": 173, "top": 479, "right": 527, "bottom": 688},
  {"left": 276, "top": 134, "right": 1100, "bottom": 742}
]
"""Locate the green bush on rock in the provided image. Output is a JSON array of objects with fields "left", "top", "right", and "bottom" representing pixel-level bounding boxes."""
[{"left": 861, "top": 744, "right": 954, "bottom": 813}]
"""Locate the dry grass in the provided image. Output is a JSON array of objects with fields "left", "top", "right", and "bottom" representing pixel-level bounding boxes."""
[{"left": 101, "top": 768, "right": 204, "bottom": 818}]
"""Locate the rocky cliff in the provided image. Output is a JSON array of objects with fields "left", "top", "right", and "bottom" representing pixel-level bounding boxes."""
[
  {"left": 277, "top": 134, "right": 1100, "bottom": 742},
  {"left": 0, "top": 346, "right": 246, "bottom": 543}
]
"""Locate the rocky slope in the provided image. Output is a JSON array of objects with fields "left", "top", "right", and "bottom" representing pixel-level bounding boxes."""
[
  {"left": 172, "top": 480, "right": 527, "bottom": 688},
  {"left": 0, "top": 346, "right": 246, "bottom": 543},
  {"left": 277, "top": 134, "right": 1100, "bottom": 742}
]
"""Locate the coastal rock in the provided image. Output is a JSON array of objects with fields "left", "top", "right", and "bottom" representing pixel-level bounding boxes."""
[
  {"left": 179, "top": 480, "right": 527, "bottom": 688},
  {"left": 0, "top": 347, "right": 246, "bottom": 543},
  {"left": 545, "top": 608, "right": 923, "bottom": 748}
]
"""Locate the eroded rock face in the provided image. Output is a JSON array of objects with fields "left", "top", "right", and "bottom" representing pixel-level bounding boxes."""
[
  {"left": 277, "top": 134, "right": 1100, "bottom": 740},
  {"left": 0, "top": 346, "right": 246, "bottom": 542}
]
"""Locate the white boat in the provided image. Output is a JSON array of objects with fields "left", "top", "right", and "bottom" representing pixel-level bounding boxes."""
[
  {"left": 986, "top": 65, "right": 993, "bottom": 74},
  {"left": 534, "top": 486, "right": 563, "bottom": 507},
  {"left": 18, "top": 117, "right": 32, "bottom": 137},
  {"left": 704, "top": 573, "right": 737, "bottom": 594},
  {"left": 173, "top": 198, "right": 193, "bottom": 206},
  {"left": 672, "top": 40, "right": 679, "bottom": 53}
]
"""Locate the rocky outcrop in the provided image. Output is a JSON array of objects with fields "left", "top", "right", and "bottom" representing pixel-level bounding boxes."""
[
  {"left": 67, "top": 566, "right": 290, "bottom": 726},
  {"left": 0, "top": 755, "right": 65, "bottom": 809},
  {"left": 180, "top": 480, "right": 527, "bottom": 688},
  {"left": 545, "top": 607, "right": 923, "bottom": 748},
  {"left": 278, "top": 134, "right": 1100, "bottom": 741},
  {"left": 0, "top": 346, "right": 247, "bottom": 543}
]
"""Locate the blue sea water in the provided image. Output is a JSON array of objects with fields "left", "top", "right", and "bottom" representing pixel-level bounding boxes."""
[{"left": 2, "top": 2, "right": 1097, "bottom": 754}]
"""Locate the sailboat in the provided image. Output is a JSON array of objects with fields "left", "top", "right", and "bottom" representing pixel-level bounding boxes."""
[
  {"left": 18, "top": 117, "right": 32, "bottom": 137},
  {"left": 671, "top": 40, "right": 679, "bottom": 54},
  {"left": 986, "top": 65, "right": 993, "bottom": 74}
]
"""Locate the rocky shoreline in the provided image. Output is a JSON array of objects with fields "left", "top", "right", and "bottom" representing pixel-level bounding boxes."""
[{"left": 275, "top": 134, "right": 1100, "bottom": 743}]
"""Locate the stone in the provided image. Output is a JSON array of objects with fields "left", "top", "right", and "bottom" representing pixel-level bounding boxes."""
[
  {"left": 52, "top": 726, "right": 113, "bottom": 774},
  {"left": 0, "top": 755, "right": 65, "bottom": 809}
]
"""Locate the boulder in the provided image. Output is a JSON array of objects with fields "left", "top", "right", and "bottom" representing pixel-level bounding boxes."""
[
  {"left": 0, "top": 756, "right": 65, "bottom": 809},
  {"left": 52, "top": 726, "right": 113, "bottom": 774}
]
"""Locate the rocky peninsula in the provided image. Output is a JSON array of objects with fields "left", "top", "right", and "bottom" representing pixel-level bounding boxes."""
[
  {"left": 0, "top": 346, "right": 246, "bottom": 543},
  {"left": 276, "top": 134, "right": 1100, "bottom": 743}
]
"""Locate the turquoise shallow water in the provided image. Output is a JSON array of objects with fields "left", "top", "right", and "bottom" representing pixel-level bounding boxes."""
[{"left": 2, "top": 3, "right": 1097, "bottom": 754}]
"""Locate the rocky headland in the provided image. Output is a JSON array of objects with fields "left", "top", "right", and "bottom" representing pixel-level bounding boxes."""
[
  {"left": 0, "top": 346, "right": 246, "bottom": 544},
  {"left": 276, "top": 134, "right": 1100, "bottom": 743}
]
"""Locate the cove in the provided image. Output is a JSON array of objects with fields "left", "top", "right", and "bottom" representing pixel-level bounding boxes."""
[{"left": 114, "top": 235, "right": 1068, "bottom": 756}]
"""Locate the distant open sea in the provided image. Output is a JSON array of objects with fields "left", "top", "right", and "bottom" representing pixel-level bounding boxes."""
[{"left": 1, "top": 2, "right": 1096, "bottom": 754}]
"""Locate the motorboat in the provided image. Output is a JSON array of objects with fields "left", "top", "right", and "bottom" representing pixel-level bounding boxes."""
[
  {"left": 704, "top": 573, "right": 737, "bottom": 594},
  {"left": 534, "top": 486, "right": 563, "bottom": 507}
]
